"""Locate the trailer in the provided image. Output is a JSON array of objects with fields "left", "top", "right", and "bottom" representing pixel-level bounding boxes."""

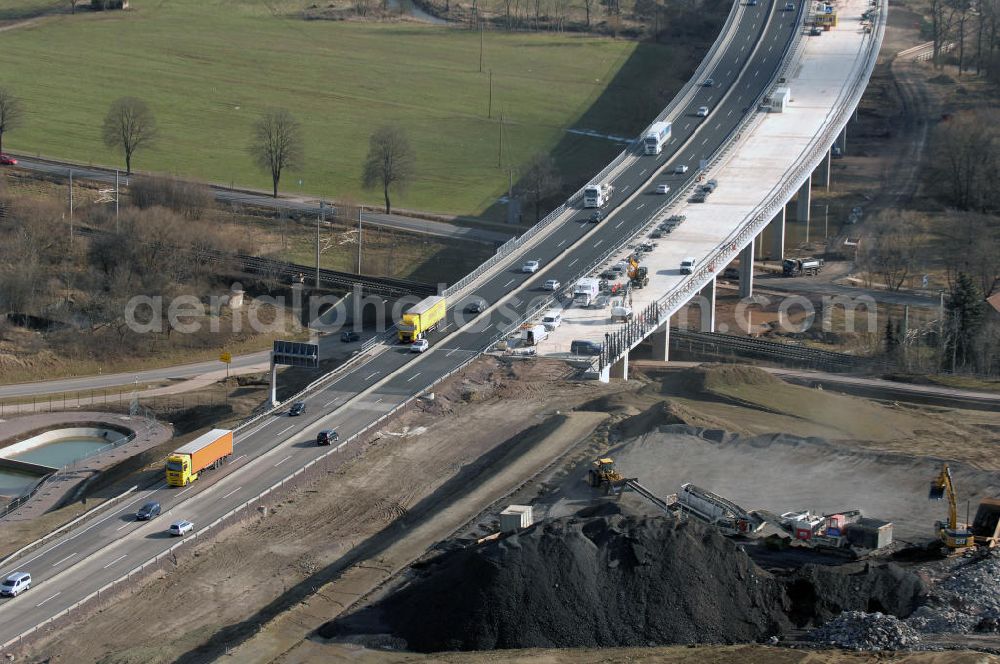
[
  {"left": 398, "top": 295, "right": 446, "bottom": 342},
  {"left": 642, "top": 121, "right": 672, "bottom": 155},
  {"left": 166, "top": 429, "right": 234, "bottom": 487}
]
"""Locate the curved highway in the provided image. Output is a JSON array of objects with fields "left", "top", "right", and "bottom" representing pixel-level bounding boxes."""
[{"left": 0, "top": 0, "right": 803, "bottom": 647}]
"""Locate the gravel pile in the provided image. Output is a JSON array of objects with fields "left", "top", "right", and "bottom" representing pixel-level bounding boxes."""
[
  {"left": 907, "top": 552, "right": 1000, "bottom": 635},
  {"left": 808, "top": 611, "right": 922, "bottom": 651},
  {"left": 322, "top": 511, "right": 792, "bottom": 651}
]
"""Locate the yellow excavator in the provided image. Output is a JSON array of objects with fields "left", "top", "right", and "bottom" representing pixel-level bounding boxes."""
[
  {"left": 589, "top": 457, "right": 626, "bottom": 494},
  {"left": 627, "top": 256, "right": 648, "bottom": 289},
  {"left": 928, "top": 463, "right": 975, "bottom": 553}
]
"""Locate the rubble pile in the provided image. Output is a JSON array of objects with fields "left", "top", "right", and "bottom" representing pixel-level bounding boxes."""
[
  {"left": 808, "top": 611, "right": 922, "bottom": 651},
  {"left": 907, "top": 553, "right": 1000, "bottom": 635}
]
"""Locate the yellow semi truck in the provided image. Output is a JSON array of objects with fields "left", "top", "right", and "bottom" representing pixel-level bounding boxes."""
[
  {"left": 166, "top": 429, "right": 234, "bottom": 487},
  {"left": 398, "top": 295, "right": 446, "bottom": 343}
]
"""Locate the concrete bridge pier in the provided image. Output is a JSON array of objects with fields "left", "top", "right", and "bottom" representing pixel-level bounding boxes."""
[
  {"left": 796, "top": 175, "right": 812, "bottom": 222},
  {"left": 608, "top": 349, "right": 629, "bottom": 381},
  {"left": 836, "top": 125, "right": 847, "bottom": 155},
  {"left": 813, "top": 148, "right": 831, "bottom": 190},
  {"left": 649, "top": 321, "right": 670, "bottom": 362},
  {"left": 739, "top": 242, "right": 754, "bottom": 298},
  {"left": 769, "top": 207, "right": 786, "bottom": 261},
  {"left": 699, "top": 277, "right": 716, "bottom": 332}
]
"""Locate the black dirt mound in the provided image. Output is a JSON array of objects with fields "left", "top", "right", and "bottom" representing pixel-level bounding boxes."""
[{"left": 321, "top": 514, "right": 791, "bottom": 651}]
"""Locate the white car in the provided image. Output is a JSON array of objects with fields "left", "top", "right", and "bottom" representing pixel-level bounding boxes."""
[
  {"left": 655, "top": 184, "right": 671, "bottom": 194},
  {"left": 411, "top": 339, "right": 430, "bottom": 353},
  {"left": 696, "top": 106, "right": 709, "bottom": 117},
  {"left": 521, "top": 260, "right": 540, "bottom": 273},
  {"left": 0, "top": 572, "right": 31, "bottom": 597},
  {"left": 542, "top": 279, "right": 561, "bottom": 291},
  {"left": 674, "top": 165, "right": 689, "bottom": 174},
  {"left": 168, "top": 520, "right": 194, "bottom": 537}
]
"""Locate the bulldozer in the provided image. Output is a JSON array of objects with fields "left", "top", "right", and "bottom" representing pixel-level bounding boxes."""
[
  {"left": 627, "top": 256, "right": 649, "bottom": 289},
  {"left": 588, "top": 457, "right": 627, "bottom": 494},
  {"left": 929, "top": 463, "right": 975, "bottom": 554}
]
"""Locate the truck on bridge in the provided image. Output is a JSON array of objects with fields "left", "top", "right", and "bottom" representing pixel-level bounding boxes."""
[
  {"left": 398, "top": 295, "right": 446, "bottom": 343},
  {"left": 583, "top": 182, "right": 614, "bottom": 208},
  {"left": 573, "top": 278, "right": 600, "bottom": 307},
  {"left": 166, "top": 429, "right": 234, "bottom": 487},
  {"left": 642, "top": 121, "right": 672, "bottom": 155}
]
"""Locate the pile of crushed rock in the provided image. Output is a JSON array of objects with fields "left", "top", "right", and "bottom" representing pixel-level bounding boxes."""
[
  {"left": 808, "top": 611, "right": 922, "bottom": 651},
  {"left": 907, "top": 552, "right": 1000, "bottom": 635},
  {"left": 321, "top": 505, "right": 925, "bottom": 652}
]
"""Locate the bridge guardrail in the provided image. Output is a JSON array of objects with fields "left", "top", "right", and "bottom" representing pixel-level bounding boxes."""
[{"left": 598, "top": 0, "right": 887, "bottom": 373}]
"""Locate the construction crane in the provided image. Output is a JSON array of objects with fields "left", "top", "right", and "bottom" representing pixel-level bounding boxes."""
[
  {"left": 588, "top": 457, "right": 626, "bottom": 494},
  {"left": 928, "top": 463, "right": 974, "bottom": 553}
]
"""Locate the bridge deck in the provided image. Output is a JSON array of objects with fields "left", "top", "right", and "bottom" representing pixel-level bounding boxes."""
[{"left": 534, "top": 0, "right": 876, "bottom": 357}]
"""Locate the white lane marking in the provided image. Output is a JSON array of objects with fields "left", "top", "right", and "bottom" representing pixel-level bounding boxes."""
[
  {"left": 36, "top": 592, "right": 60, "bottom": 608},
  {"left": 715, "top": 123, "right": 722, "bottom": 130},
  {"left": 707, "top": 95, "right": 714, "bottom": 102},
  {"left": 274, "top": 455, "right": 292, "bottom": 467},
  {"left": 726, "top": 69, "right": 732, "bottom": 76},
  {"left": 769, "top": 45, "right": 773, "bottom": 52},
  {"left": 727, "top": 109, "right": 734, "bottom": 117},
  {"left": 636, "top": 203, "right": 646, "bottom": 210},
  {"left": 103, "top": 554, "right": 127, "bottom": 569},
  {"left": 278, "top": 425, "right": 294, "bottom": 435},
  {"left": 374, "top": 397, "right": 384, "bottom": 404},
  {"left": 406, "top": 372, "right": 421, "bottom": 382},
  {"left": 670, "top": 138, "right": 678, "bottom": 144},
  {"left": 639, "top": 169, "right": 647, "bottom": 176},
  {"left": 232, "top": 454, "right": 247, "bottom": 464},
  {"left": 220, "top": 487, "right": 242, "bottom": 501},
  {"left": 504, "top": 278, "right": 515, "bottom": 287},
  {"left": 178, "top": 485, "right": 196, "bottom": 495},
  {"left": 116, "top": 522, "right": 131, "bottom": 531},
  {"left": 365, "top": 371, "right": 379, "bottom": 381},
  {"left": 616, "top": 219, "right": 626, "bottom": 229},
  {"left": 557, "top": 239, "right": 567, "bottom": 247},
  {"left": 569, "top": 258, "right": 578, "bottom": 267},
  {"left": 594, "top": 240, "right": 604, "bottom": 248},
  {"left": 324, "top": 398, "right": 338, "bottom": 407},
  {"left": 684, "top": 123, "right": 691, "bottom": 130},
  {"left": 52, "top": 553, "right": 77, "bottom": 568},
  {"left": 621, "top": 185, "right": 631, "bottom": 193},
  {"left": 446, "top": 349, "right": 458, "bottom": 357},
  {"left": 702, "top": 138, "right": 709, "bottom": 145}
]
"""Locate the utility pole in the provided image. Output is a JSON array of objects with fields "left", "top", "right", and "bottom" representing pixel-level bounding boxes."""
[
  {"left": 69, "top": 169, "right": 74, "bottom": 243},
  {"left": 115, "top": 170, "right": 120, "bottom": 232},
  {"left": 498, "top": 109, "right": 504, "bottom": 168},
  {"left": 479, "top": 22, "right": 484, "bottom": 73},
  {"left": 488, "top": 69, "right": 493, "bottom": 118},
  {"left": 357, "top": 205, "right": 363, "bottom": 274},
  {"left": 316, "top": 202, "right": 324, "bottom": 289}
]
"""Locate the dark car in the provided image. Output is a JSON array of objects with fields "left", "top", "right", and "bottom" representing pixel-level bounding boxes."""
[
  {"left": 340, "top": 330, "right": 360, "bottom": 343},
  {"left": 465, "top": 300, "right": 486, "bottom": 314},
  {"left": 589, "top": 211, "right": 603, "bottom": 223},
  {"left": 289, "top": 401, "right": 306, "bottom": 416},
  {"left": 316, "top": 429, "right": 340, "bottom": 446},
  {"left": 136, "top": 501, "right": 161, "bottom": 521}
]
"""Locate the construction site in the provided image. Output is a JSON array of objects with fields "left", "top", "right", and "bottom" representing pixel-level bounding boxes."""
[{"left": 8, "top": 357, "right": 998, "bottom": 664}]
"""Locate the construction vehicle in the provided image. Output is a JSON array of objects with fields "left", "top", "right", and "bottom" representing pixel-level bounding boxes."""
[
  {"left": 166, "top": 429, "right": 234, "bottom": 487},
  {"left": 782, "top": 257, "right": 824, "bottom": 276},
  {"left": 971, "top": 499, "right": 1000, "bottom": 549},
  {"left": 627, "top": 255, "right": 649, "bottom": 288},
  {"left": 928, "top": 463, "right": 975, "bottom": 553},
  {"left": 398, "top": 295, "right": 446, "bottom": 343},
  {"left": 588, "top": 457, "right": 626, "bottom": 494}
]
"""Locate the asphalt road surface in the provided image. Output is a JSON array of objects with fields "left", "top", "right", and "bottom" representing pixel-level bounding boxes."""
[{"left": 0, "top": 0, "right": 804, "bottom": 646}]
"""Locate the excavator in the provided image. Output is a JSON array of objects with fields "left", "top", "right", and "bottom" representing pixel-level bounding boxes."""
[
  {"left": 928, "top": 463, "right": 975, "bottom": 554},
  {"left": 627, "top": 256, "right": 648, "bottom": 289}
]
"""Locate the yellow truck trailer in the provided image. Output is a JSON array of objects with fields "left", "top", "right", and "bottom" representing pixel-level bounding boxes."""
[
  {"left": 166, "top": 429, "right": 234, "bottom": 487},
  {"left": 398, "top": 296, "right": 446, "bottom": 343}
]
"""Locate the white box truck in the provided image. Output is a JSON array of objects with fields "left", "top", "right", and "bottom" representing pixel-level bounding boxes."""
[
  {"left": 573, "top": 278, "right": 601, "bottom": 307},
  {"left": 643, "top": 121, "right": 672, "bottom": 155},
  {"left": 583, "top": 182, "right": 613, "bottom": 208}
]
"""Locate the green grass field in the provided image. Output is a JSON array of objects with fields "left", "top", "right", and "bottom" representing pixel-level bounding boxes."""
[{"left": 0, "top": 1, "right": 660, "bottom": 215}]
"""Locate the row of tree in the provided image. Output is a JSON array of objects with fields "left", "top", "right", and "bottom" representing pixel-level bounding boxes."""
[
  {"left": 0, "top": 88, "right": 417, "bottom": 214},
  {"left": 929, "top": 0, "right": 1000, "bottom": 81}
]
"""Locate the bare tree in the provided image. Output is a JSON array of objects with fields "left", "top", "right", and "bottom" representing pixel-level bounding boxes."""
[
  {"left": 927, "top": 110, "right": 1000, "bottom": 211},
  {"left": 858, "top": 210, "right": 923, "bottom": 291},
  {"left": 583, "top": 0, "right": 595, "bottom": 26},
  {"left": 361, "top": 125, "right": 415, "bottom": 215},
  {"left": 248, "top": 109, "right": 304, "bottom": 199},
  {"left": 518, "top": 153, "right": 560, "bottom": 222},
  {"left": 0, "top": 88, "right": 25, "bottom": 157},
  {"left": 68, "top": 0, "right": 81, "bottom": 13},
  {"left": 101, "top": 97, "right": 157, "bottom": 175}
]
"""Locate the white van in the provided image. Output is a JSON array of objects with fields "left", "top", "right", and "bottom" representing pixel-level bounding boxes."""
[
  {"left": 541, "top": 311, "right": 562, "bottom": 331},
  {"left": 1, "top": 572, "right": 31, "bottom": 597},
  {"left": 680, "top": 257, "right": 697, "bottom": 274},
  {"left": 520, "top": 324, "right": 548, "bottom": 346}
]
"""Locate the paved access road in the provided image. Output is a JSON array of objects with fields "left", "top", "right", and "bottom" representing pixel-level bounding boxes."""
[
  {"left": 7, "top": 157, "right": 513, "bottom": 245},
  {"left": 0, "top": 0, "right": 802, "bottom": 646}
]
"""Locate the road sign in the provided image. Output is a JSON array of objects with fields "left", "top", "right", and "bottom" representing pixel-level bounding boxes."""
[
  {"left": 220, "top": 352, "right": 232, "bottom": 363},
  {"left": 922, "top": 275, "right": 929, "bottom": 288},
  {"left": 272, "top": 340, "right": 319, "bottom": 369}
]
